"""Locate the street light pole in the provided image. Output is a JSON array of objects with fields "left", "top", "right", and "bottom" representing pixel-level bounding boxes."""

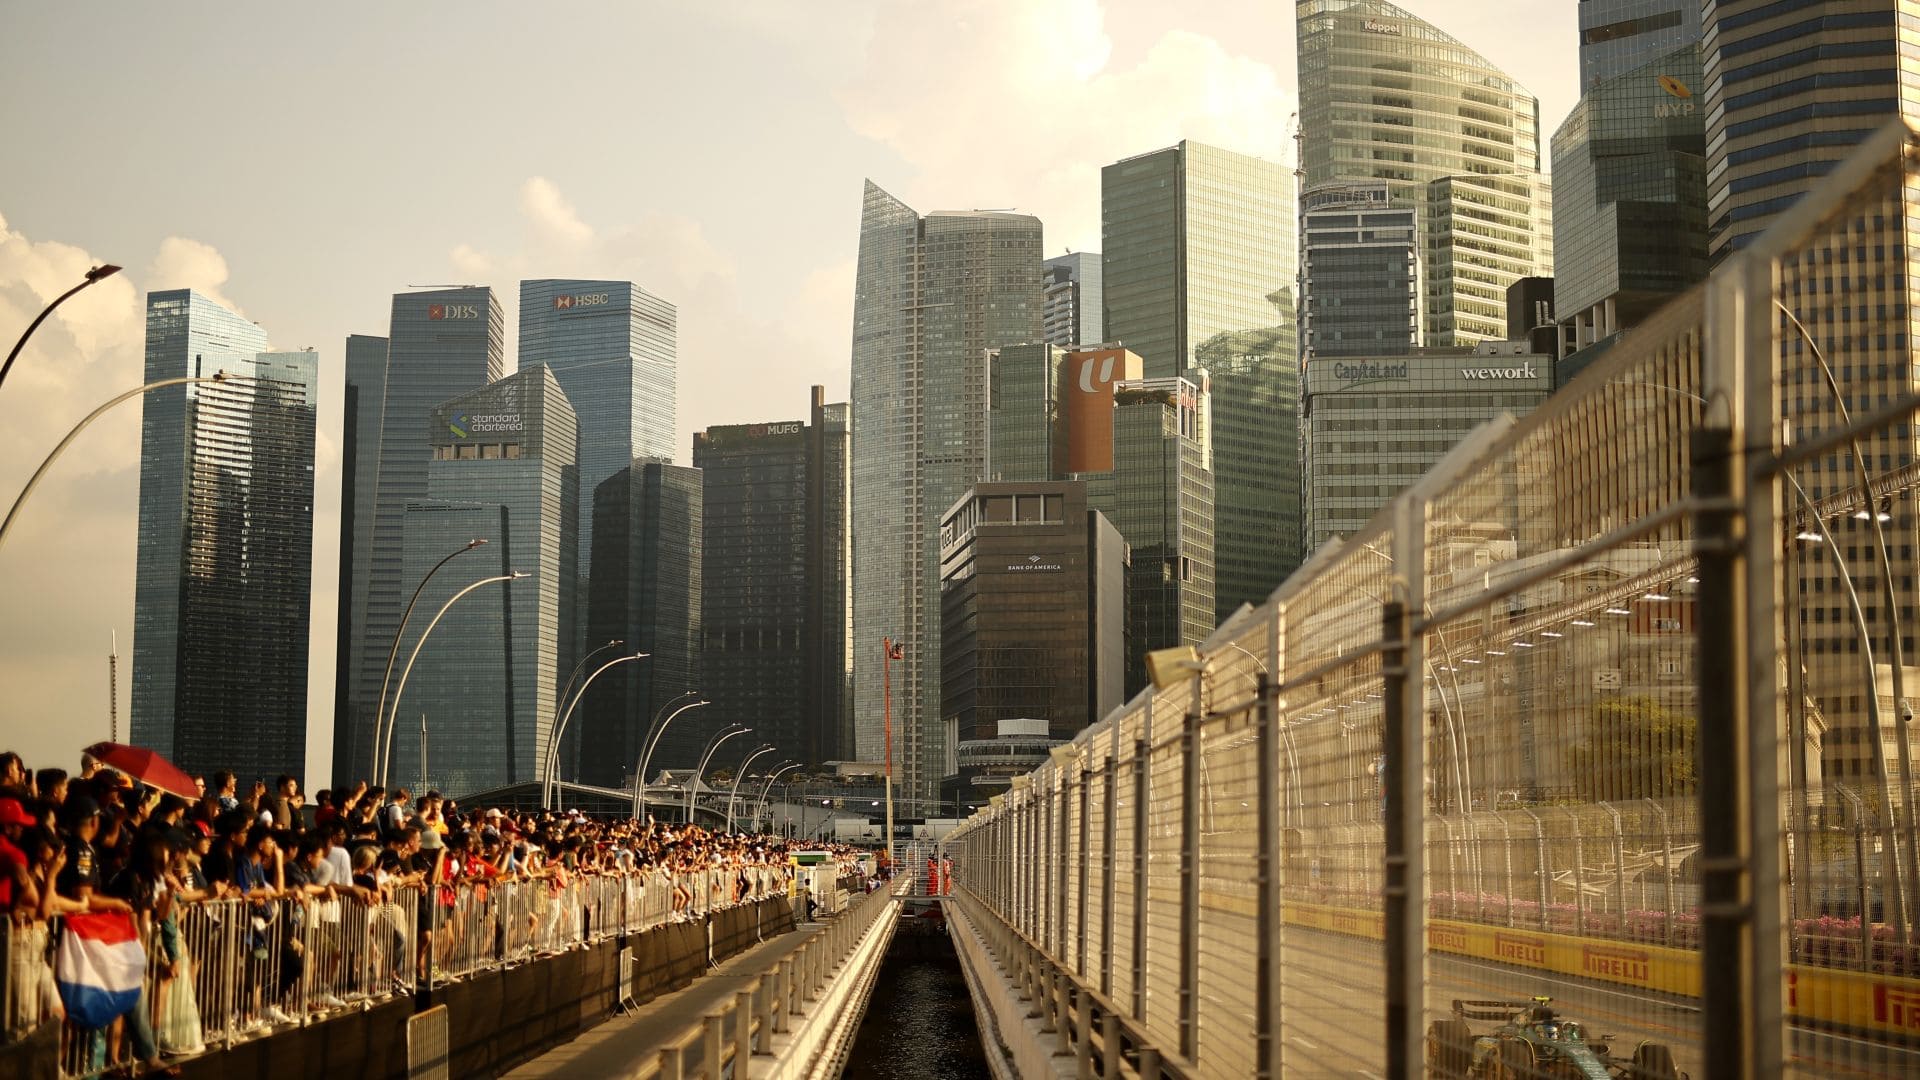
[
  {"left": 0, "top": 373, "right": 230, "bottom": 556},
  {"left": 371, "top": 539, "right": 488, "bottom": 783},
  {"left": 379, "top": 571, "right": 527, "bottom": 787},
  {"left": 633, "top": 697, "right": 710, "bottom": 822},
  {"left": 752, "top": 762, "right": 804, "bottom": 835},
  {"left": 543, "top": 651, "right": 649, "bottom": 809},
  {"left": 0, "top": 264, "right": 121, "bottom": 393},
  {"left": 726, "top": 747, "right": 778, "bottom": 833},
  {"left": 686, "top": 725, "right": 751, "bottom": 824}
]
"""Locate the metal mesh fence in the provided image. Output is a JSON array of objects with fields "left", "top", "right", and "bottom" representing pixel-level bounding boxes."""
[{"left": 941, "top": 117, "right": 1920, "bottom": 1080}]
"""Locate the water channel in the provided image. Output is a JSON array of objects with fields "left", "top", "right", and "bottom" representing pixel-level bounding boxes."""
[{"left": 839, "top": 916, "right": 989, "bottom": 1080}]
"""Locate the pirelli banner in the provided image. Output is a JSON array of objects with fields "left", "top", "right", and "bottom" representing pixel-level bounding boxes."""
[{"left": 1285, "top": 901, "right": 1920, "bottom": 1040}]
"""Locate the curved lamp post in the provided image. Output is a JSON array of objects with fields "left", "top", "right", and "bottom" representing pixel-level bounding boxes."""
[
  {"left": 557, "top": 639, "right": 625, "bottom": 733},
  {"left": 0, "top": 373, "right": 230, "bottom": 556},
  {"left": 632, "top": 697, "right": 711, "bottom": 821},
  {"left": 543, "top": 650, "right": 648, "bottom": 809},
  {"left": 0, "top": 264, "right": 121, "bottom": 393},
  {"left": 379, "top": 571, "right": 527, "bottom": 786},
  {"left": 724, "top": 747, "right": 778, "bottom": 833},
  {"left": 370, "top": 538, "right": 488, "bottom": 782},
  {"left": 752, "top": 762, "right": 805, "bottom": 836},
  {"left": 686, "top": 725, "right": 751, "bottom": 824}
]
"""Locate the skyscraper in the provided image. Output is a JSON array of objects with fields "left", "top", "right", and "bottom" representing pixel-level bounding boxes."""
[
  {"left": 385, "top": 366, "right": 577, "bottom": 796},
  {"left": 581, "top": 460, "right": 703, "bottom": 786},
  {"left": 1042, "top": 253, "right": 1103, "bottom": 349},
  {"left": 342, "top": 288, "right": 503, "bottom": 786},
  {"left": 987, "top": 342, "right": 1062, "bottom": 483},
  {"left": 1701, "top": 1, "right": 1916, "bottom": 263},
  {"left": 1300, "top": 181, "right": 1421, "bottom": 361},
  {"left": 1577, "top": 1, "right": 1702, "bottom": 94},
  {"left": 1553, "top": 31, "right": 1707, "bottom": 356},
  {"left": 1102, "top": 140, "right": 1301, "bottom": 618},
  {"left": 331, "top": 334, "right": 387, "bottom": 787},
  {"left": 693, "top": 388, "right": 851, "bottom": 768},
  {"left": 1297, "top": 1, "right": 1551, "bottom": 344},
  {"left": 850, "top": 181, "right": 1044, "bottom": 805},
  {"left": 517, "top": 280, "right": 677, "bottom": 639},
  {"left": 132, "top": 291, "right": 316, "bottom": 783}
]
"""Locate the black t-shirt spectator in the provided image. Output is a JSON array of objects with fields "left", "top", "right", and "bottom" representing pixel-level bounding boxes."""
[
  {"left": 201, "top": 843, "right": 240, "bottom": 889},
  {"left": 57, "top": 837, "right": 98, "bottom": 897}
]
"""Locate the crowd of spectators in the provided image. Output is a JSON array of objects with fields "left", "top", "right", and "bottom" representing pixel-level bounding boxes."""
[{"left": 0, "top": 748, "right": 874, "bottom": 1076}]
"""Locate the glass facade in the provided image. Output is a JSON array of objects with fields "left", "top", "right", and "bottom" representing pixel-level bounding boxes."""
[
  {"left": 1301, "top": 343, "right": 1551, "bottom": 549},
  {"left": 331, "top": 334, "right": 387, "bottom": 787},
  {"left": 516, "top": 279, "right": 677, "bottom": 654},
  {"left": 987, "top": 342, "right": 1061, "bottom": 482},
  {"left": 1551, "top": 43, "right": 1709, "bottom": 347},
  {"left": 1072, "top": 376, "right": 1216, "bottom": 694},
  {"left": 1423, "top": 172, "right": 1554, "bottom": 346},
  {"left": 1702, "top": 0, "right": 1916, "bottom": 262},
  {"left": 1302, "top": 182, "right": 1421, "bottom": 361},
  {"left": 345, "top": 288, "right": 503, "bottom": 784},
  {"left": 938, "top": 482, "right": 1125, "bottom": 770},
  {"left": 850, "top": 181, "right": 1044, "bottom": 804},
  {"left": 1102, "top": 141, "right": 1302, "bottom": 619},
  {"left": 581, "top": 460, "right": 703, "bottom": 786},
  {"left": 133, "top": 291, "right": 315, "bottom": 783},
  {"left": 1042, "top": 252, "right": 1103, "bottom": 349},
  {"left": 1579, "top": 1, "right": 1703, "bottom": 94},
  {"left": 389, "top": 366, "right": 577, "bottom": 797},
  {"left": 693, "top": 388, "right": 852, "bottom": 769}
]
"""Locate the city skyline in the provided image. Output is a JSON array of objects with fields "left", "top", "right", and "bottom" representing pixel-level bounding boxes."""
[{"left": 0, "top": 2, "right": 1582, "bottom": 782}]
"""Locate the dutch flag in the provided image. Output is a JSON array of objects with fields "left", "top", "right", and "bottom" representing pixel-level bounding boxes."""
[{"left": 56, "top": 912, "right": 146, "bottom": 1029}]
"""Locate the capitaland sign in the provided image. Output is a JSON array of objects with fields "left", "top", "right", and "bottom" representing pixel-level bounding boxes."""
[
  {"left": 428, "top": 303, "right": 479, "bottom": 320},
  {"left": 1459, "top": 363, "right": 1539, "bottom": 380},
  {"left": 448, "top": 412, "right": 523, "bottom": 438},
  {"left": 1332, "top": 361, "right": 1408, "bottom": 383},
  {"left": 553, "top": 293, "right": 612, "bottom": 310}
]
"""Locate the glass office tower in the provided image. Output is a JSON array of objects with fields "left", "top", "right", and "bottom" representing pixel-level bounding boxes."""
[
  {"left": 850, "top": 181, "right": 1044, "bottom": 805},
  {"left": 1102, "top": 140, "right": 1300, "bottom": 618},
  {"left": 517, "top": 279, "right": 677, "bottom": 647},
  {"left": 693, "top": 387, "right": 852, "bottom": 768},
  {"left": 1042, "top": 253, "right": 1103, "bottom": 349},
  {"left": 133, "top": 291, "right": 316, "bottom": 783},
  {"left": 1701, "top": 0, "right": 1918, "bottom": 263},
  {"left": 331, "top": 334, "right": 387, "bottom": 787},
  {"left": 581, "top": 460, "right": 704, "bottom": 786},
  {"left": 343, "top": 288, "right": 502, "bottom": 787},
  {"left": 1301, "top": 182, "right": 1421, "bottom": 361},
  {"left": 388, "top": 366, "right": 577, "bottom": 797},
  {"left": 987, "top": 342, "right": 1062, "bottom": 483},
  {"left": 1578, "top": 1, "right": 1702, "bottom": 94}
]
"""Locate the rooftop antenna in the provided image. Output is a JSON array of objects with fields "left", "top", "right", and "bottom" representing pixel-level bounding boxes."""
[
  {"left": 403, "top": 284, "right": 483, "bottom": 290},
  {"left": 108, "top": 630, "right": 118, "bottom": 742}
]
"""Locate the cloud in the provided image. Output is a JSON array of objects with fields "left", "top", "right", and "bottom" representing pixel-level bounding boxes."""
[
  {"left": 835, "top": 0, "right": 1294, "bottom": 252},
  {"left": 147, "top": 236, "right": 245, "bottom": 319},
  {"left": 0, "top": 214, "right": 156, "bottom": 770},
  {"left": 450, "top": 178, "right": 844, "bottom": 456}
]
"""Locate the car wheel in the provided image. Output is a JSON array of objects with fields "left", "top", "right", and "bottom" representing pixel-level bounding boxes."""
[
  {"left": 1631, "top": 1042, "right": 1679, "bottom": 1080},
  {"left": 1426, "top": 1018, "right": 1473, "bottom": 1079}
]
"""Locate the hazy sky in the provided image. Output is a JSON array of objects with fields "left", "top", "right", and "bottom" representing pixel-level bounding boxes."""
[{"left": 0, "top": 1, "right": 1578, "bottom": 786}]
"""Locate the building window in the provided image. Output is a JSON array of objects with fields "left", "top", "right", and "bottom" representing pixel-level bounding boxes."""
[
  {"left": 504, "top": 444, "right": 522, "bottom": 459},
  {"left": 456, "top": 444, "right": 479, "bottom": 460}
]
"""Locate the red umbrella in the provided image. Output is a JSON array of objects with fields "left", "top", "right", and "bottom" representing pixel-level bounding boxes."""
[{"left": 82, "top": 742, "right": 199, "bottom": 801}]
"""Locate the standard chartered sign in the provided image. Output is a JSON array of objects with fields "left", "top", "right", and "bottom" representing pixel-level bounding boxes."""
[{"left": 449, "top": 412, "right": 523, "bottom": 438}]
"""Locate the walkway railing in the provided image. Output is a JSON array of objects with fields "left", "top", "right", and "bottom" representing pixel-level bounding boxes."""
[
  {"left": 3, "top": 863, "right": 791, "bottom": 1078},
  {"left": 945, "top": 119, "right": 1920, "bottom": 1079}
]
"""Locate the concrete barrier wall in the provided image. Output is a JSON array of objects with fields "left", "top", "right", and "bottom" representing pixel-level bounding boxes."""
[{"left": 0, "top": 897, "right": 795, "bottom": 1080}]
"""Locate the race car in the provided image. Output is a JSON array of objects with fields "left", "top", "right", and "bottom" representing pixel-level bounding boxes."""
[{"left": 1425, "top": 997, "right": 1686, "bottom": 1079}]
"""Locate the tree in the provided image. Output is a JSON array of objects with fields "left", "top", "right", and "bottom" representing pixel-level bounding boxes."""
[{"left": 1564, "top": 696, "right": 1697, "bottom": 803}]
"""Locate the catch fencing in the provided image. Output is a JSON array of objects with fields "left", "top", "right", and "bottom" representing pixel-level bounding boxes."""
[
  {"left": 2, "top": 863, "right": 790, "bottom": 1078},
  {"left": 943, "top": 119, "right": 1920, "bottom": 1079}
]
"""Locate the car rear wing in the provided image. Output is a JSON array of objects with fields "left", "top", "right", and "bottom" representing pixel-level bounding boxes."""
[{"left": 1452, "top": 999, "right": 1529, "bottom": 1021}]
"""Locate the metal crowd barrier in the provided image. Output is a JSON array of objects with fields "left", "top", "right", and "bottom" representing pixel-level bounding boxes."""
[{"left": 3, "top": 861, "right": 797, "bottom": 1078}]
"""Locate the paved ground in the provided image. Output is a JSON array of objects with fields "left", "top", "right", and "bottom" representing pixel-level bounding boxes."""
[{"left": 503, "top": 921, "right": 825, "bottom": 1078}]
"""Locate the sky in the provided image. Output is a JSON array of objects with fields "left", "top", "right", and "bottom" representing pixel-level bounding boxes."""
[{"left": 0, "top": 1, "right": 1579, "bottom": 787}]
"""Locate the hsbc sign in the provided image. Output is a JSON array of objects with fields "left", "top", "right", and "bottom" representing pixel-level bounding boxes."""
[
  {"left": 553, "top": 293, "right": 611, "bottom": 311},
  {"left": 428, "top": 303, "right": 479, "bottom": 321}
]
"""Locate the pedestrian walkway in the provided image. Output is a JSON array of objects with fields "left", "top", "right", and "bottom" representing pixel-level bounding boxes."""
[{"left": 503, "top": 920, "right": 826, "bottom": 1078}]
